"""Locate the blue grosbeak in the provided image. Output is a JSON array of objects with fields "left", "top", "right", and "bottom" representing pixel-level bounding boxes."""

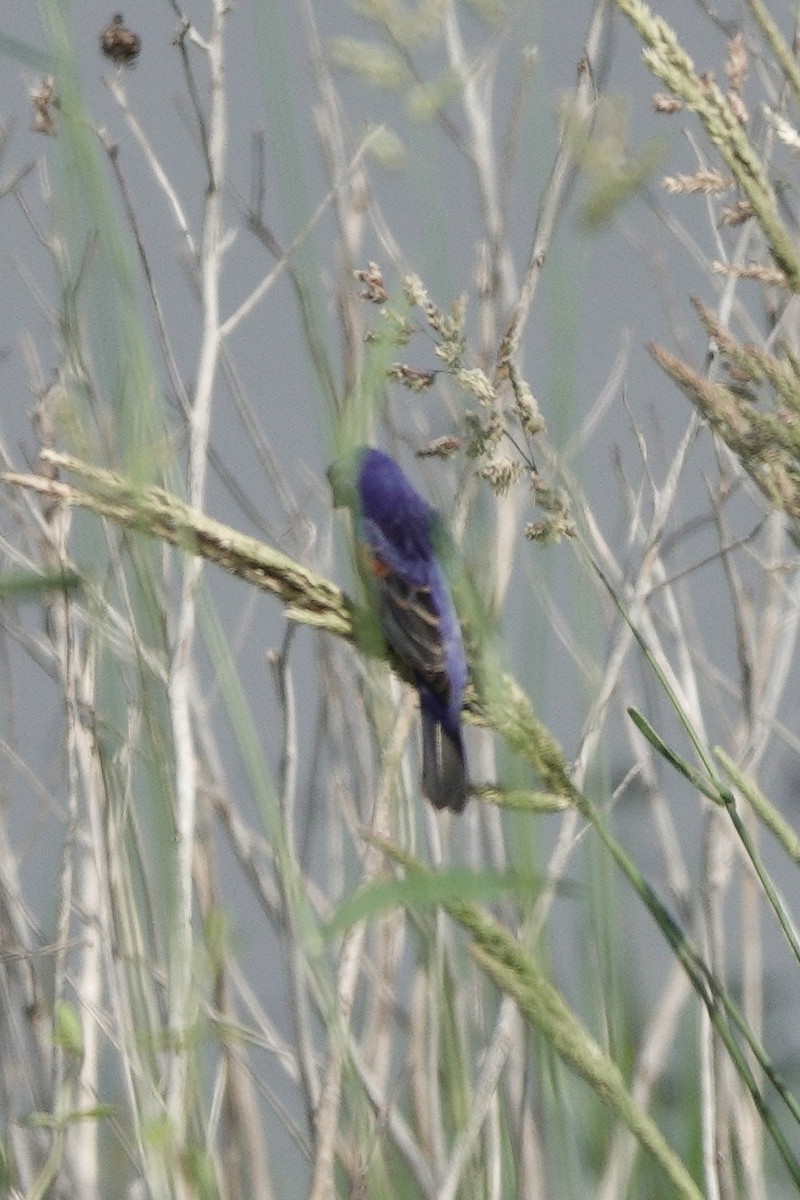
[{"left": 330, "top": 447, "right": 468, "bottom": 812}]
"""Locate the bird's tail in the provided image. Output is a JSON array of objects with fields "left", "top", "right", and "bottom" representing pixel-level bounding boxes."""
[{"left": 421, "top": 709, "right": 467, "bottom": 813}]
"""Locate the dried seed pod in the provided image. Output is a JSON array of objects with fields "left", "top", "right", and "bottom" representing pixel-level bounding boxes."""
[
  {"left": 100, "top": 14, "right": 141, "bottom": 66},
  {"left": 31, "top": 75, "right": 56, "bottom": 135}
]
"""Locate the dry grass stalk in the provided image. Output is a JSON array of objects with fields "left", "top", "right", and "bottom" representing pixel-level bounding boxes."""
[
  {"left": 725, "top": 32, "right": 748, "bottom": 93},
  {"left": 711, "top": 261, "right": 789, "bottom": 286},
  {"left": 662, "top": 170, "right": 733, "bottom": 194}
]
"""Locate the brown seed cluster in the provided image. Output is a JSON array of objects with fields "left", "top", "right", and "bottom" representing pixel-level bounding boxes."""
[
  {"left": 100, "top": 14, "right": 141, "bottom": 66},
  {"left": 354, "top": 262, "right": 387, "bottom": 305}
]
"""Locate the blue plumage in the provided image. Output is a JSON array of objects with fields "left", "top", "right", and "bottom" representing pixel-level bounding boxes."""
[{"left": 331, "top": 447, "right": 468, "bottom": 812}]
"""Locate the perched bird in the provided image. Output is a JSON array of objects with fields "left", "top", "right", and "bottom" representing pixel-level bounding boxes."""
[{"left": 330, "top": 447, "right": 468, "bottom": 813}]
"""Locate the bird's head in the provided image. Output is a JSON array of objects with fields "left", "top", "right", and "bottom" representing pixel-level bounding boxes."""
[{"left": 327, "top": 446, "right": 368, "bottom": 512}]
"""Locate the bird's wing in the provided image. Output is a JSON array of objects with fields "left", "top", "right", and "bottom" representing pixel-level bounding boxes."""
[
  {"left": 358, "top": 527, "right": 450, "bottom": 695},
  {"left": 379, "top": 565, "right": 450, "bottom": 691}
]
